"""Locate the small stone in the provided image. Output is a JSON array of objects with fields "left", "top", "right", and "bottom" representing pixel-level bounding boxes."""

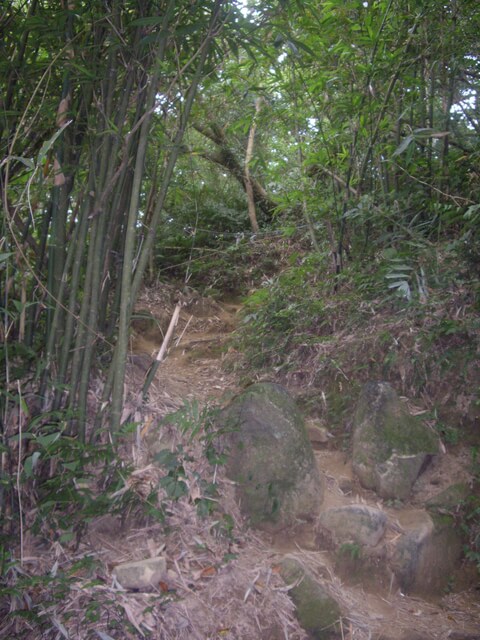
[{"left": 113, "top": 556, "right": 167, "bottom": 590}]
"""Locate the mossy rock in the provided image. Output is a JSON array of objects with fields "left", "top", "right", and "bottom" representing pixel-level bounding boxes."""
[
  {"left": 280, "top": 556, "right": 341, "bottom": 639},
  {"left": 352, "top": 382, "right": 439, "bottom": 499},
  {"left": 218, "top": 382, "right": 324, "bottom": 532}
]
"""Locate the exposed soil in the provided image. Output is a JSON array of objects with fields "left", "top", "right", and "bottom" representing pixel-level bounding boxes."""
[
  {"left": 129, "top": 286, "right": 242, "bottom": 410},
  {"left": 121, "top": 285, "right": 479, "bottom": 640}
]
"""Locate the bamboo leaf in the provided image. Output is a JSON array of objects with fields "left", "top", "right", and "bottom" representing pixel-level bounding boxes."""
[
  {"left": 8, "top": 155, "right": 35, "bottom": 170},
  {"left": 392, "top": 134, "right": 414, "bottom": 157},
  {"left": 37, "top": 432, "right": 62, "bottom": 448},
  {"left": 37, "top": 120, "right": 72, "bottom": 166},
  {"left": 24, "top": 451, "right": 41, "bottom": 478},
  {"left": 385, "top": 273, "right": 411, "bottom": 279}
]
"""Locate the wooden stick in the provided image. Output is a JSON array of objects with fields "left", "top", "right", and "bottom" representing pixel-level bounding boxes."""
[{"left": 142, "top": 302, "right": 182, "bottom": 398}]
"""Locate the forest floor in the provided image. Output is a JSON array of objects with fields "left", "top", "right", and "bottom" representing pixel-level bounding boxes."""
[{"left": 116, "top": 283, "right": 479, "bottom": 640}]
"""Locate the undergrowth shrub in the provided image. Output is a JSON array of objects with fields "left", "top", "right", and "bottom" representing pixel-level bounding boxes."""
[
  {"left": 0, "top": 405, "right": 144, "bottom": 637},
  {"left": 2, "top": 425, "right": 133, "bottom": 543},
  {"left": 156, "top": 400, "right": 232, "bottom": 519},
  {"left": 236, "top": 251, "right": 336, "bottom": 369},
  {"left": 0, "top": 393, "right": 238, "bottom": 637},
  {"left": 156, "top": 231, "right": 300, "bottom": 297},
  {"left": 233, "top": 240, "right": 480, "bottom": 434}
]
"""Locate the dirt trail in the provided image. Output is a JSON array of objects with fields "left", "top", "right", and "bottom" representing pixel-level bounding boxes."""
[
  {"left": 127, "top": 291, "right": 242, "bottom": 415},
  {"left": 127, "top": 287, "right": 480, "bottom": 640}
]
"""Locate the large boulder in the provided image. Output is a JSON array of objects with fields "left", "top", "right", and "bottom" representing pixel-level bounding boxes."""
[
  {"left": 389, "top": 509, "right": 463, "bottom": 594},
  {"left": 280, "top": 556, "right": 341, "bottom": 639},
  {"left": 352, "top": 382, "right": 439, "bottom": 499},
  {"left": 218, "top": 382, "right": 324, "bottom": 532}
]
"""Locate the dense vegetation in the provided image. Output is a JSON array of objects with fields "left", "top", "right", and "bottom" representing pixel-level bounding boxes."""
[{"left": 1, "top": 0, "right": 479, "bottom": 634}]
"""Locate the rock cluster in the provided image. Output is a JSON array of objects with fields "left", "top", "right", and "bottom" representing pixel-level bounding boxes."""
[{"left": 215, "top": 381, "right": 467, "bottom": 638}]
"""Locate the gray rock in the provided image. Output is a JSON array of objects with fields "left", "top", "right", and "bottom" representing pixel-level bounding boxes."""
[
  {"left": 218, "top": 382, "right": 324, "bottom": 532},
  {"left": 280, "top": 555, "right": 341, "bottom": 639},
  {"left": 352, "top": 382, "right": 439, "bottom": 499},
  {"left": 389, "top": 509, "right": 463, "bottom": 594},
  {"left": 319, "top": 505, "right": 387, "bottom": 547},
  {"left": 376, "top": 452, "right": 430, "bottom": 499},
  {"left": 113, "top": 556, "right": 167, "bottom": 590}
]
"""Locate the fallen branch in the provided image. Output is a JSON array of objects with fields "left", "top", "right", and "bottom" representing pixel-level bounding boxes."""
[{"left": 142, "top": 302, "right": 182, "bottom": 399}]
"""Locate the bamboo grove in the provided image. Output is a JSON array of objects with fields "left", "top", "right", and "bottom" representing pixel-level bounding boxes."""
[
  {"left": 1, "top": 0, "right": 244, "bottom": 441},
  {"left": 1, "top": 0, "right": 479, "bottom": 447}
]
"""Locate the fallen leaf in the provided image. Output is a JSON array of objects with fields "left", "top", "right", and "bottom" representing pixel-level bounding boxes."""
[{"left": 200, "top": 565, "right": 217, "bottom": 578}]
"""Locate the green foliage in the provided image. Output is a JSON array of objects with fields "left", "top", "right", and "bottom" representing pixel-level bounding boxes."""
[
  {"left": 164, "top": 399, "right": 219, "bottom": 442},
  {"left": 156, "top": 400, "right": 231, "bottom": 515},
  {"left": 23, "top": 433, "right": 129, "bottom": 539},
  {"left": 156, "top": 447, "right": 190, "bottom": 500},
  {"left": 156, "top": 228, "right": 289, "bottom": 297},
  {"left": 0, "top": 424, "right": 139, "bottom": 636},
  {"left": 338, "top": 542, "right": 362, "bottom": 561},
  {"left": 237, "top": 251, "right": 332, "bottom": 368},
  {"left": 0, "top": 551, "right": 133, "bottom": 638},
  {"left": 436, "top": 423, "right": 460, "bottom": 447}
]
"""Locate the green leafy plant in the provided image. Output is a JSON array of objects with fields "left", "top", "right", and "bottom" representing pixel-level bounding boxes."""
[
  {"left": 154, "top": 400, "right": 231, "bottom": 516},
  {"left": 164, "top": 399, "right": 228, "bottom": 465},
  {"left": 155, "top": 447, "right": 189, "bottom": 500},
  {"left": 338, "top": 542, "right": 362, "bottom": 560}
]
